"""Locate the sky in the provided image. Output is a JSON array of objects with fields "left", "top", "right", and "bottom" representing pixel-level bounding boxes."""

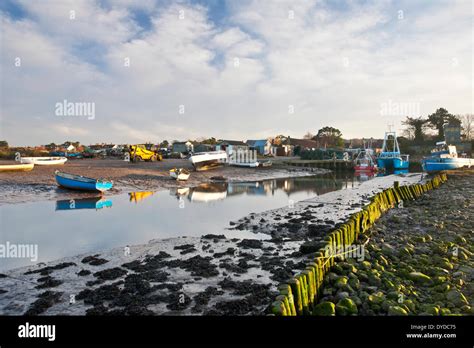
[{"left": 0, "top": 0, "right": 472, "bottom": 146}]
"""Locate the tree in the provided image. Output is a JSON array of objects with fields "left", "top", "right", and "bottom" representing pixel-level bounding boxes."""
[
  {"left": 313, "top": 126, "right": 343, "bottom": 148},
  {"left": 0, "top": 140, "right": 8, "bottom": 148},
  {"left": 199, "top": 137, "right": 217, "bottom": 145},
  {"left": 460, "top": 114, "right": 473, "bottom": 141},
  {"left": 159, "top": 140, "right": 169, "bottom": 148},
  {"left": 427, "top": 108, "right": 459, "bottom": 140},
  {"left": 303, "top": 132, "right": 314, "bottom": 139},
  {"left": 402, "top": 116, "right": 429, "bottom": 143}
]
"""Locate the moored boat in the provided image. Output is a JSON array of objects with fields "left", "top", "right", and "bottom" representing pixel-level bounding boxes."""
[
  {"left": 353, "top": 150, "right": 377, "bottom": 172},
  {"left": 229, "top": 161, "right": 259, "bottom": 168},
  {"left": 377, "top": 131, "right": 409, "bottom": 170},
  {"left": 21, "top": 157, "right": 67, "bottom": 165},
  {"left": 55, "top": 171, "right": 113, "bottom": 192},
  {"left": 0, "top": 163, "right": 34, "bottom": 172},
  {"left": 422, "top": 141, "right": 473, "bottom": 173},
  {"left": 189, "top": 151, "right": 227, "bottom": 171},
  {"left": 170, "top": 168, "right": 191, "bottom": 181}
]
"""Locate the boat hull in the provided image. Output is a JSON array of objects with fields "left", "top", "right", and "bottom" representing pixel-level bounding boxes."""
[
  {"left": 21, "top": 157, "right": 67, "bottom": 165},
  {"left": 0, "top": 163, "right": 34, "bottom": 172},
  {"left": 55, "top": 172, "right": 113, "bottom": 192},
  {"left": 422, "top": 157, "right": 473, "bottom": 173},
  {"left": 377, "top": 157, "right": 409, "bottom": 170},
  {"left": 190, "top": 151, "right": 227, "bottom": 171}
]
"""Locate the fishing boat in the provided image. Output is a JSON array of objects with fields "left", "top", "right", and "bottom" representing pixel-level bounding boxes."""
[
  {"left": 170, "top": 168, "right": 191, "bottom": 181},
  {"left": 422, "top": 141, "right": 473, "bottom": 173},
  {"left": 55, "top": 171, "right": 113, "bottom": 192},
  {"left": 189, "top": 151, "right": 227, "bottom": 171},
  {"left": 353, "top": 150, "right": 377, "bottom": 172},
  {"left": 0, "top": 163, "right": 34, "bottom": 172},
  {"left": 377, "top": 131, "right": 409, "bottom": 170},
  {"left": 20, "top": 157, "right": 67, "bottom": 165}
]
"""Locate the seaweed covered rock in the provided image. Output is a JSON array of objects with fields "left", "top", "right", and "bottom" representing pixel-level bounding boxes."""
[
  {"left": 388, "top": 306, "right": 408, "bottom": 316},
  {"left": 336, "top": 298, "right": 358, "bottom": 316},
  {"left": 313, "top": 301, "right": 336, "bottom": 316}
]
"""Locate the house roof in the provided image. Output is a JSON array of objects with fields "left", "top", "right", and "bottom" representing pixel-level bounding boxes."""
[
  {"left": 286, "top": 138, "right": 318, "bottom": 148},
  {"left": 218, "top": 140, "right": 248, "bottom": 146}
]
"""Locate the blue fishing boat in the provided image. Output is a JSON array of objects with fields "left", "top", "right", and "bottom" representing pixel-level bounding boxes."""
[
  {"left": 377, "top": 131, "right": 409, "bottom": 170},
  {"left": 422, "top": 142, "right": 473, "bottom": 173},
  {"left": 56, "top": 197, "right": 112, "bottom": 210},
  {"left": 55, "top": 171, "right": 113, "bottom": 192}
]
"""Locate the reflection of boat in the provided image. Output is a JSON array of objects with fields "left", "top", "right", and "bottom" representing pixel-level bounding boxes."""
[
  {"left": 55, "top": 171, "right": 113, "bottom": 192},
  {"left": 189, "top": 183, "right": 227, "bottom": 202},
  {"left": 354, "top": 151, "right": 377, "bottom": 172},
  {"left": 170, "top": 168, "right": 191, "bottom": 181},
  {"left": 21, "top": 157, "right": 67, "bottom": 165},
  {"left": 259, "top": 161, "right": 272, "bottom": 167},
  {"left": 189, "top": 151, "right": 227, "bottom": 171},
  {"left": 129, "top": 191, "right": 154, "bottom": 203},
  {"left": 377, "top": 131, "right": 409, "bottom": 170},
  {"left": 0, "top": 163, "right": 34, "bottom": 172},
  {"left": 56, "top": 197, "right": 112, "bottom": 210},
  {"left": 422, "top": 142, "right": 473, "bottom": 173}
]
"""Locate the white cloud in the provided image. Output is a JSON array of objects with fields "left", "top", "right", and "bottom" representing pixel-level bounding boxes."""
[{"left": 1, "top": 0, "right": 472, "bottom": 146}]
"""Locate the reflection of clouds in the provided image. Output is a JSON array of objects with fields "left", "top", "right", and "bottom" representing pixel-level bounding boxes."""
[{"left": 1, "top": 175, "right": 372, "bottom": 271}]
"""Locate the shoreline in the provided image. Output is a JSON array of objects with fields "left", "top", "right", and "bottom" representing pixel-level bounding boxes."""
[{"left": 0, "top": 158, "right": 330, "bottom": 205}]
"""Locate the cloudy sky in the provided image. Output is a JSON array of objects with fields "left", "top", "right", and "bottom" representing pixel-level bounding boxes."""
[{"left": 0, "top": 0, "right": 472, "bottom": 146}]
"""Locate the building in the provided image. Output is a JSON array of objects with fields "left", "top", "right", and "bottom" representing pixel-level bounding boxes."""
[
  {"left": 194, "top": 143, "right": 215, "bottom": 153},
  {"left": 284, "top": 138, "right": 319, "bottom": 156},
  {"left": 246, "top": 139, "right": 272, "bottom": 155},
  {"left": 444, "top": 123, "right": 462, "bottom": 144},
  {"left": 172, "top": 141, "right": 194, "bottom": 154},
  {"left": 216, "top": 140, "right": 249, "bottom": 157}
]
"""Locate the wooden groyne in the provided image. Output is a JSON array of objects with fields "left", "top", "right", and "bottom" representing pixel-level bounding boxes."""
[{"left": 271, "top": 173, "right": 448, "bottom": 316}]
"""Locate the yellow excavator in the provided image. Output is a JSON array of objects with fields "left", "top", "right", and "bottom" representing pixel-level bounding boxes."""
[{"left": 129, "top": 145, "right": 162, "bottom": 162}]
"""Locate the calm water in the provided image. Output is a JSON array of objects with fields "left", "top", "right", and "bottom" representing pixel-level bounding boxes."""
[{"left": 0, "top": 173, "right": 369, "bottom": 271}]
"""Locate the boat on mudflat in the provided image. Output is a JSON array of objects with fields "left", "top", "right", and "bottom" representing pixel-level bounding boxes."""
[
  {"left": 377, "top": 131, "right": 409, "bottom": 170},
  {"left": 229, "top": 161, "right": 259, "bottom": 168},
  {"left": 189, "top": 151, "right": 227, "bottom": 171},
  {"left": 0, "top": 163, "right": 34, "bottom": 172},
  {"left": 55, "top": 171, "right": 113, "bottom": 192},
  {"left": 422, "top": 141, "right": 473, "bottom": 173},
  {"left": 20, "top": 156, "right": 67, "bottom": 165}
]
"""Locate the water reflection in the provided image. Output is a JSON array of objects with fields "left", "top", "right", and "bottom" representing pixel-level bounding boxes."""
[
  {"left": 1, "top": 173, "right": 370, "bottom": 271},
  {"left": 55, "top": 197, "right": 113, "bottom": 211},
  {"left": 129, "top": 191, "right": 154, "bottom": 203}
]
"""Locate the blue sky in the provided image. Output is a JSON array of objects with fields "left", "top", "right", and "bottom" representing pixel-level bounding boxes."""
[{"left": 1, "top": 0, "right": 472, "bottom": 146}]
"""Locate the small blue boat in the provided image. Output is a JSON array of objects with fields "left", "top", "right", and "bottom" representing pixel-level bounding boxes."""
[
  {"left": 55, "top": 197, "right": 113, "bottom": 210},
  {"left": 55, "top": 171, "right": 113, "bottom": 192},
  {"left": 377, "top": 131, "right": 409, "bottom": 170},
  {"left": 422, "top": 142, "right": 473, "bottom": 173}
]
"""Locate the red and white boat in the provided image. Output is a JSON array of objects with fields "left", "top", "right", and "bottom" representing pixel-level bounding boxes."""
[{"left": 353, "top": 150, "right": 377, "bottom": 172}]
